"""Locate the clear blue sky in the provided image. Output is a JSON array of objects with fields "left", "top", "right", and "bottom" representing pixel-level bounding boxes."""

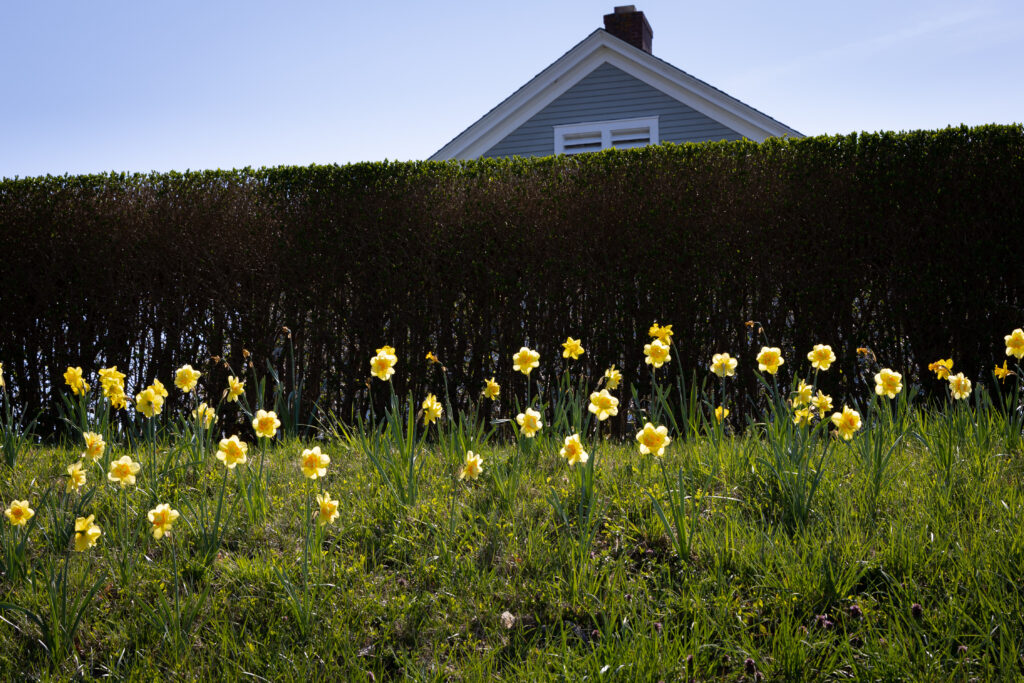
[{"left": 2, "top": 1, "right": 1021, "bottom": 178}]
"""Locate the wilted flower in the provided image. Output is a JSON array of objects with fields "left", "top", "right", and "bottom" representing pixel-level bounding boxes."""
[
  {"left": 604, "top": 365, "right": 622, "bottom": 390},
  {"left": 715, "top": 406, "right": 729, "bottom": 423},
  {"left": 811, "top": 390, "right": 833, "bottom": 416},
  {"left": 588, "top": 389, "right": 619, "bottom": 421},
  {"left": 192, "top": 402, "right": 217, "bottom": 428},
  {"left": 317, "top": 492, "right": 340, "bottom": 525},
  {"left": 107, "top": 455, "right": 141, "bottom": 487},
  {"left": 227, "top": 375, "right": 245, "bottom": 402},
  {"left": 421, "top": 394, "right": 443, "bottom": 425},
  {"left": 644, "top": 339, "right": 671, "bottom": 369},
  {"left": 831, "top": 406, "right": 862, "bottom": 441},
  {"left": 66, "top": 462, "right": 87, "bottom": 493},
  {"left": 793, "top": 379, "right": 813, "bottom": 407},
  {"left": 756, "top": 347, "right": 784, "bottom": 375},
  {"left": 710, "top": 353, "right": 738, "bottom": 378},
  {"left": 949, "top": 373, "right": 972, "bottom": 400},
  {"left": 460, "top": 451, "right": 484, "bottom": 480},
  {"left": 928, "top": 358, "right": 953, "bottom": 380},
  {"left": 135, "top": 387, "right": 164, "bottom": 418},
  {"left": 217, "top": 435, "right": 249, "bottom": 468},
  {"left": 74, "top": 515, "right": 101, "bottom": 551},
  {"left": 516, "top": 408, "right": 543, "bottom": 438},
  {"left": 370, "top": 350, "right": 398, "bottom": 381},
  {"left": 252, "top": 409, "right": 281, "bottom": 439},
  {"left": 649, "top": 322, "right": 673, "bottom": 344},
  {"left": 63, "top": 366, "right": 90, "bottom": 396},
  {"left": 560, "top": 434, "right": 588, "bottom": 466},
  {"left": 874, "top": 369, "right": 903, "bottom": 399},
  {"left": 793, "top": 408, "right": 813, "bottom": 427},
  {"left": 4, "top": 500, "right": 33, "bottom": 526},
  {"left": 512, "top": 347, "right": 540, "bottom": 375},
  {"left": 425, "top": 351, "right": 441, "bottom": 364},
  {"left": 807, "top": 344, "right": 836, "bottom": 371},
  {"left": 636, "top": 422, "right": 671, "bottom": 457},
  {"left": 482, "top": 377, "right": 500, "bottom": 400},
  {"left": 1006, "top": 329, "right": 1024, "bottom": 359},
  {"left": 148, "top": 504, "right": 179, "bottom": 540},
  {"left": 83, "top": 431, "right": 106, "bottom": 462},
  {"left": 994, "top": 361, "right": 1013, "bottom": 383},
  {"left": 300, "top": 446, "right": 330, "bottom": 479},
  {"left": 562, "top": 337, "right": 584, "bottom": 360}
]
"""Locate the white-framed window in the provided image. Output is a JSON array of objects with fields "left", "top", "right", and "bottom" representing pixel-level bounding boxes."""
[{"left": 553, "top": 116, "right": 659, "bottom": 155}]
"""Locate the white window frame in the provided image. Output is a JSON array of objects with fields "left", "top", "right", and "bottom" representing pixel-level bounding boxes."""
[{"left": 553, "top": 116, "right": 659, "bottom": 155}]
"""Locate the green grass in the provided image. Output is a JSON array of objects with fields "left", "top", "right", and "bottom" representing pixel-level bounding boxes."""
[{"left": 2, "top": 409, "right": 1024, "bottom": 681}]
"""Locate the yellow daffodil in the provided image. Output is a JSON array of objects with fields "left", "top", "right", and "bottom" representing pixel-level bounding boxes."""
[
  {"left": 421, "top": 394, "right": 443, "bottom": 425},
  {"left": 192, "top": 402, "right": 217, "bottom": 428},
  {"left": 148, "top": 504, "right": 179, "bottom": 540},
  {"left": 300, "top": 446, "right": 330, "bottom": 479},
  {"left": 811, "top": 390, "right": 833, "bottom": 416},
  {"left": 83, "top": 431, "right": 106, "bottom": 462},
  {"left": 562, "top": 337, "right": 584, "bottom": 360},
  {"left": 710, "top": 353, "right": 738, "bottom": 378},
  {"left": 63, "top": 366, "right": 90, "bottom": 396},
  {"left": 460, "top": 451, "right": 483, "bottom": 480},
  {"left": 644, "top": 339, "right": 671, "bottom": 369},
  {"left": 174, "top": 365, "right": 201, "bottom": 393},
  {"left": 649, "top": 322, "right": 673, "bottom": 344},
  {"left": 482, "top": 377, "right": 500, "bottom": 400},
  {"left": 559, "top": 434, "right": 589, "bottom": 466},
  {"left": 949, "top": 373, "right": 972, "bottom": 400},
  {"left": 928, "top": 358, "right": 953, "bottom": 380},
  {"left": 151, "top": 378, "right": 169, "bottom": 399},
  {"left": 994, "top": 361, "right": 1013, "bottom": 383},
  {"left": 1005, "top": 328, "right": 1024, "bottom": 359},
  {"left": 316, "top": 492, "right": 340, "bottom": 525},
  {"left": 0, "top": 362, "right": 4, "bottom": 389},
  {"left": 715, "top": 406, "right": 729, "bottom": 423},
  {"left": 107, "top": 384, "right": 128, "bottom": 410},
  {"left": 252, "top": 409, "right": 281, "bottom": 439},
  {"left": 793, "top": 408, "right": 813, "bottom": 426},
  {"left": 74, "top": 515, "right": 101, "bottom": 551},
  {"left": 4, "top": 500, "right": 33, "bottom": 526},
  {"left": 370, "top": 350, "right": 397, "bottom": 381},
  {"left": 604, "top": 365, "right": 622, "bottom": 390},
  {"left": 512, "top": 347, "right": 540, "bottom": 376},
  {"left": 135, "top": 387, "right": 164, "bottom": 418},
  {"left": 636, "top": 422, "right": 671, "bottom": 457},
  {"left": 216, "top": 435, "right": 248, "bottom": 469},
  {"left": 99, "top": 366, "right": 126, "bottom": 393},
  {"left": 807, "top": 344, "right": 836, "bottom": 371},
  {"left": 425, "top": 351, "right": 441, "bottom": 364},
  {"left": 588, "top": 389, "right": 619, "bottom": 421},
  {"left": 793, "top": 379, "right": 813, "bottom": 407},
  {"left": 874, "top": 368, "right": 903, "bottom": 399},
  {"left": 376, "top": 345, "right": 396, "bottom": 356},
  {"left": 831, "top": 406, "right": 862, "bottom": 441},
  {"left": 66, "top": 462, "right": 86, "bottom": 493},
  {"left": 756, "top": 347, "right": 784, "bottom": 375},
  {"left": 227, "top": 375, "right": 245, "bottom": 402},
  {"left": 516, "top": 408, "right": 542, "bottom": 438},
  {"left": 107, "top": 455, "right": 140, "bottom": 487}
]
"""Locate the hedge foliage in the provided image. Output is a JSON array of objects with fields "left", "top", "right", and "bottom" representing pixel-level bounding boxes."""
[{"left": 1, "top": 124, "right": 1022, "bottom": 435}]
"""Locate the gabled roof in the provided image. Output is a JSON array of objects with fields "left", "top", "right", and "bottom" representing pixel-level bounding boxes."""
[{"left": 430, "top": 29, "right": 801, "bottom": 161}]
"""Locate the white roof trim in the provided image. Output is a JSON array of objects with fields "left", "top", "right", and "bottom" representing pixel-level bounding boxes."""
[{"left": 430, "top": 30, "right": 801, "bottom": 161}]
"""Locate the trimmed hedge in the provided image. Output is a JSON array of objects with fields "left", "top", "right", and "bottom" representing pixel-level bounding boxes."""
[{"left": 1, "top": 125, "right": 1022, "bottom": 435}]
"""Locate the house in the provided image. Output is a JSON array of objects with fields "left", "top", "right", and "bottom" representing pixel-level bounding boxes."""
[{"left": 430, "top": 6, "right": 801, "bottom": 160}]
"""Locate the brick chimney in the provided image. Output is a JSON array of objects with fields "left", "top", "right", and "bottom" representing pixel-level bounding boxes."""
[{"left": 603, "top": 6, "right": 653, "bottom": 54}]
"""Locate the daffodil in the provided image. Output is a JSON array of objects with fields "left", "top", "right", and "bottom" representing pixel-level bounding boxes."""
[
  {"left": 928, "top": 358, "right": 953, "bottom": 380},
  {"left": 460, "top": 451, "right": 483, "bottom": 480},
  {"left": 710, "top": 353, "right": 737, "bottom": 378},
  {"left": 74, "top": 515, "right": 101, "bottom": 551},
  {"left": 516, "top": 408, "right": 543, "bottom": 438},
  {"left": 425, "top": 351, "right": 441, "bottom": 365},
  {"left": 636, "top": 422, "right": 671, "bottom": 457},
  {"left": 83, "top": 431, "right": 106, "bottom": 462},
  {"left": 512, "top": 347, "right": 540, "bottom": 375},
  {"left": 793, "top": 379, "right": 813, "bottom": 407},
  {"left": 227, "top": 375, "right": 245, "bottom": 402},
  {"left": 376, "top": 345, "right": 396, "bottom": 356},
  {"left": 482, "top": 377, "right": 500, "bottom": 400},
  {"left": 559, "top": 434, "right": 588, "bottom": 466},
  {"left": 107, "top": 384, "right": 128, "bottom": 410},
  {"left": 831, "top": 406, "right": 862, "bottom": 441},
  {"left": 63, "top": 366, "right": 90, "bottom": 396},
  {"left": 172, "top": 364, "right": 200, "bottom": 393},
  {"left": 192, "top": 402, "right": 217, "bottom": 428},
  {"left": 756, "top": 347, "right": 784, "bottom": 375},
  {"left": 300, "top": 446, "right": 330, "bottom": 479},
  {"left": 1005, "top": 329, "right": 1024, "bottom": 359},
  {"left": 588, "top": 389, "right": 619, "bottom": 421},
  {"left": 562, "top": 337, "right": 584, "bottom": 360},
  {"left": 0, "top": 362, "right": 4, "bottom": 389},
  {"left": 644, "top": 339, "right": 671, "bottom": 368},
  {"left": 370, "top": 350, "right": 397, "bottom": 381},
  {"left": 715, "top": 406, "right": 729, "bottom": 423},
  {"left": 217, "top": 435, "right": 248, "bottom": 468},
  {"left": 148, "top": 504, "right": 179, "bottom": 539},
  {"left": 421, "top": 394, "right": 443, "bottom": 425},
  {"left": 252, "top": 409, "right": 281, "bottom": 439},
  {"left": 107, "top": 455, "right": 141, "bottom": 487},
  {"left": 604, "top": 365, "right": 622, "bottom": 390},
  {"left": 793, "top": 408, "right": 813, "bottom": 426},
  {"left": 66, "top": 462, "right": 86, "bottom": 493},
  {"left": 316, "top": 492, "right": 340, "bottom": 525},
  {"left": 807, "top": 344, "right": 836, "bottom": 371},
  {"left": 151, "top": 378, "right": 169, "bottom": 399},
  {"left": 135, "top": 387, "right": 164, "bottom": 418},
  {"left": 811, "top": 390, "right": 833, "bottom": 416},
  {"left": 99, "top": 366, "right": 126, "bottom": 394},
  {"left": 994, "top": 361, "right": 1013, "bottom": 383},
  {"left": 949, "top": 373, "right": 972, "bottom": 400},
  {"left": 874, "top": 369, "right": 903, "bottom": 399},
  {"left": 4, "top": 500, "right": 33, "bottom": 526},
  {"left": 649, "top": 322, "right": 673, "bottom": 344}
]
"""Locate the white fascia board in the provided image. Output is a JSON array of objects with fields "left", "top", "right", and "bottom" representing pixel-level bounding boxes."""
[{"left": 429, "top": 31, "right": 800, "bottom": 161}]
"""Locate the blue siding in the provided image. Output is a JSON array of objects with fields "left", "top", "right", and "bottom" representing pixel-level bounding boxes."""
[{"left": 483, "top": 62, "right": 742, "bottom": 158}]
